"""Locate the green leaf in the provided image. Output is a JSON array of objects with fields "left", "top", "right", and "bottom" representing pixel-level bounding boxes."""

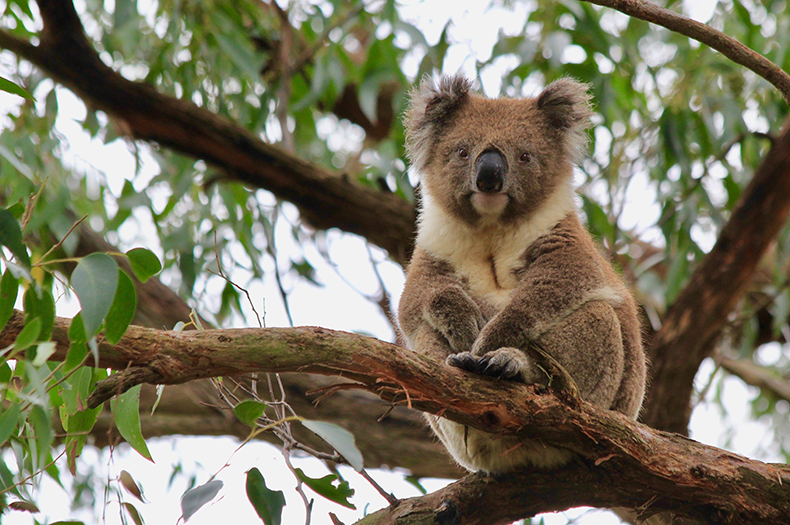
[
  {"left": 404, "top": 475, "right": 428, "bottom": 495},
  {"left": 245, "top": 467, "right": 285, "bottom": 525},
  {"left": 23, "top": 286, "right": 55, "bottom": 341},
  {"left": 0, "top": 208, "right": 31, "bottom": 268},
  {"left": 120, "top": 470, "right": 146, "bottom": 503},
  {"left": 125, "top": 248, "right": 161, "bottom": 283},
  {"left": 111, "top": 384, "right": 152, "bottom": 461},
  {"left": 0, "top": 76, "right": 34, "bottom": 101},
  {"left": 9, "top": 500, "right": 39, "bottom": 513},
  {"left": 28, "top": 404, "right": 54, "bottom": 467},
  {"left": 65, "top": 313, "right": 88, "bottom": 371},
  {"left": 302, "top": 420, "right": 364, "bottom": 472},
  {"left": 0, "top": 402, "right": 20, "bottom": 446},
  {"left": 71, "top": 253, "right": 119, "bottom": 338},
  {"left": 104, "top": 270, "right": 137, "bottom": 344},
  {"left": 181, "top": 480, "right": 224, "bottom": 522},
  {"left": 233, "top": 400, "right": 267, "bottom": 427},
  {"left": 0, "top": 269, "right": 18, "bottom": 332},
  {"left": 14, "top": 316, "right": 41, "bottom": 351},
  {"left": 122, "top": 502, "right": 144, "bottom": 525},
  {"left": 294, "top": 468, "right": 355, "bottom": 509}
]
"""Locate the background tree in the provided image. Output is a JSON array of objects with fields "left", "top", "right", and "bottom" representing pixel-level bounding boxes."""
[{"left": 1, "top": 0, "right": 790, "bottom": 524}]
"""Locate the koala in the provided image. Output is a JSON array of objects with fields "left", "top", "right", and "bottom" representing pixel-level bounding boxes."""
[{"left": 397, "top": 74, "right": 647, "bottom": 473}]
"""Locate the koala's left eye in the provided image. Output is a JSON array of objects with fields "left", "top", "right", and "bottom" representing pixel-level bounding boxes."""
[{"left": 519, "top": 152, "right": 532, "bottom": 164}]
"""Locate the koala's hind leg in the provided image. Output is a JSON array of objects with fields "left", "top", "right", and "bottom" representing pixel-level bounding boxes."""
[
  {"left": 534, "top": 300, "right": 625, "bottom": 411},
  {"left": 449, "top": 301, "right": 625, "bottom": 412}
]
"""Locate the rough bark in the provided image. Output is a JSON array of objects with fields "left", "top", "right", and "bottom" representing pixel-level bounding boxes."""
[
  {"left": 53, "top": 223, "right": 458, "bottom": 477},
  {"left": 2, "top": 1, "right": 790, "bottom": 509},
  {"left": 2, "top": 311, "right": 789, "bottom": 524}
]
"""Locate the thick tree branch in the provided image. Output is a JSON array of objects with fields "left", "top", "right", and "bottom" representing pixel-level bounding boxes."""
[
  {"left": 2, "top": 0, "right": 789, "bottom": 448},
  {"left": 583, "top": 0, "right": 790, "bottom": 104},
  {"left": 0, "top": 0, "right": 415, "bottom": 265},
  {"left": 2, "top": 311, "right": 788, "bottom": 523},
  {"left": 642, "top": 119, "right": 790, "bottom": 434}
]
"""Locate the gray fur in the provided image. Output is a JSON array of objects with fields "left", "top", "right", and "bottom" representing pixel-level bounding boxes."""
[{"left": 398, "top": 74, "right": 647, "bottom": 473}]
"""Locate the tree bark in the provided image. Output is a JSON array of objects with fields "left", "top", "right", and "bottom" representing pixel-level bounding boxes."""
[
  {"left": 2, "top": 0, "right": 790, "bottom": 493},
  {"left": 2, "top": 311, "right": 788, "bottom": 524}
]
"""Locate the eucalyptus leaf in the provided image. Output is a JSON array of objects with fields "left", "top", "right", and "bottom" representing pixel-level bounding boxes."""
[
  {"left": 0, "top": 268, "right": 19, "bottom": 332},
  {"left": 245, "top": 468, "right": 285, "bottom": 525},
  {"left": 0, "top": 76, "right": 34, "bottom": 101},
  {"left": 294, "top": 468, "right": 355, "bottom": 509},
  {"left": 181, "top": 480, "right": 224, "bottom": 522},
  {"left": 0, "top": 208, "right": 30, "bottom": 268},
  {"left": 233, "top": 400, "right": 267, "bottom": 427},
  {"left": 302, "top": 419, "right": 364, "bottom": 472},
  {"left": 104, "top": 269, "right": 137, "bottom": 345},
  {"left": 125, "top": 248, "right": 162, "bottom": 283},
  {"left": 111, "top": 385, "right": 152, "bottom": 462},
  {"left": 71, "top": 253, "right": 118, "bottom": 339},
  {"left": 0, "top": 401, "right": 21, "bottom": 446}
]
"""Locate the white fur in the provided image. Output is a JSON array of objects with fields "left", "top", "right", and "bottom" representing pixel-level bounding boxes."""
[
  {"left": 417, "top": 183, "right": 578, "bottom": 309},
  {"left": 428, "top": 416, "right": 573, "bottom": 472}
]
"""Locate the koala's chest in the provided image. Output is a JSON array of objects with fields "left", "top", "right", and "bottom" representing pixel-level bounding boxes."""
[{"left": 452, "top": 245, "right": 525, "bottom": 311}]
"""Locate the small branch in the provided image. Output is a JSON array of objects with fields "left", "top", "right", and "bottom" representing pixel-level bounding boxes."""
[
  {"left": 89, "top": 367, "right": 163, "bottom": 406},
  {"left": 721, "top": 356, "right": 790, "bottom": 403},
  {"left": 583, "top": 0, "right": 790, "bottom": 104},
  {"left": 0, "top": 0, "right": 416, "bottom": 265}
]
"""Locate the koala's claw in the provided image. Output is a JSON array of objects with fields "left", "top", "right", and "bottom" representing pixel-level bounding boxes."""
[
  {"left": 447, "top": 348, "right": 529, "bottom": 382},
  {"left": 446, "top": 352, "right": 481, "bottom": 373}
]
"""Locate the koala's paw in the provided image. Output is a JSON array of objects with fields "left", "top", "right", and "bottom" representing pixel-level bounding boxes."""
[{"left": 447, "top": 348, "right": 543, "bottom": 383}]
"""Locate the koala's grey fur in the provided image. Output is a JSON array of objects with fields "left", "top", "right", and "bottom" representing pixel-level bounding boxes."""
[{"left": 398, "top": 74, "right": 647, "bottom": 473}]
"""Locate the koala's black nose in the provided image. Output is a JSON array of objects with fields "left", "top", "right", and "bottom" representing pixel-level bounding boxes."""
[{"left": 475, "top": 150, "right": 506, "bottom": 193}]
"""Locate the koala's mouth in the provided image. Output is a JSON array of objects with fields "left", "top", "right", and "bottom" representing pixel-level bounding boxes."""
[{"left": 470, "top": 192, "right": 509, "bottom": 215}]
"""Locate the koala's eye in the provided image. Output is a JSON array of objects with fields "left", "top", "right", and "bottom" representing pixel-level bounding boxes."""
[
  {"left": 458, "top": 147, "right": 469, "bottom": 160},
  {"left": 519, "top": 152, "right": 532, "bottom": 164}
]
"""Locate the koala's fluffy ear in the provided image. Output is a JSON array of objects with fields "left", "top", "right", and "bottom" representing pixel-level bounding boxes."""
[
  {"left": 537, "top": 78, "right": 594, "bottom": 164},
  {"left": 404, "top": 74, "right": 472, "bottom": 172}
]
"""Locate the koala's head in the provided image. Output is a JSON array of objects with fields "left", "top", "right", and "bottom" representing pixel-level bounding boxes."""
[{"left": 404, "top": 74, "right": 593, "bottom": 226}]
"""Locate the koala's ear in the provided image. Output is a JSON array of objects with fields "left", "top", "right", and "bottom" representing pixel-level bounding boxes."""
[
  {"left": 537, "top": 78, "right": 594, "bottom": 163},
  {"left": 404, "top": 74, "right": 472, "bottom": 171}
]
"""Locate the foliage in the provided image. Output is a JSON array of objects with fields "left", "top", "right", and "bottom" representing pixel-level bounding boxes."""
[{"left": 1, "top": 0, "right": 790, "bottom": 523}]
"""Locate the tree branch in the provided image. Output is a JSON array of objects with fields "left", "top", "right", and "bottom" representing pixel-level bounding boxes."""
[
  {"left": 641, "top": 117, "right": 790, "bottom": 434},
  {"left": 0, "top": 0, "right": 415, "bottom": 265},
  {"left": 721, "top": 356, "right": 790, "bottom": 403},
  {"left": 582, "top": 0, "right": 790, "bottom": 104},
  {"left": 2, "top": 310, "right": 788, "bottom": 523}
]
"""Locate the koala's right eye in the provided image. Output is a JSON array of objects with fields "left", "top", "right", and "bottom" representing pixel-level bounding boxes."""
[{"left": 458, "top": 147, "right": 469, "bottom": 159}]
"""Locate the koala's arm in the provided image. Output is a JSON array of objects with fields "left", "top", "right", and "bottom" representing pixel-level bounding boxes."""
[
  {"left": 472, "top": 217, "right": 615, "bottom": 357},
  {"left": 399, "top": 249, "right": 485, "bottom": 359}
]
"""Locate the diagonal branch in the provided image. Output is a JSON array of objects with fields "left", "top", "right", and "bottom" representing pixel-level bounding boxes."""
[
  {"left": 642, "top": 118, "right": 790, "bottom": 434},
  {"left": 582, "top": 0, "right": 790, "bottom": 104},
  {"left": 0, "top": 0, "right": 415, "bottom": 265},
  {"left": 1, "top": 310, "right": 789, "bottom": 523}
]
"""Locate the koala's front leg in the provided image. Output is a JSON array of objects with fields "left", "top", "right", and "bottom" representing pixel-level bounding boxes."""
[
  {"left": 424, "top": 285, "right": 486, "bottom": 355},
  {"left": 448, "top": 305, "right": 546, "bottom": 383}
]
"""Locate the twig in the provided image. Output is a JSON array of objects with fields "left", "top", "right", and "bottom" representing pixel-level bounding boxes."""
[{"left": 583, "top": 0, "right": 790, "bottom": 104}]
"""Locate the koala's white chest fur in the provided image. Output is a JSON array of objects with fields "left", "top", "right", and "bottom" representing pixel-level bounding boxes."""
[{"left": 417, "top": 185, "right": 578, "bottom": 309}]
